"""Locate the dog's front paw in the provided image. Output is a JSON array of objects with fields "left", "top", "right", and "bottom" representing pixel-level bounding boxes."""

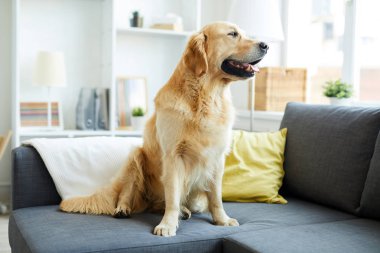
[
  {"left": 153, "top": 223, "right": 177, "bottom": 237},
  {"left": 215, "top": 217, "right": 239, "bottom": 227}
]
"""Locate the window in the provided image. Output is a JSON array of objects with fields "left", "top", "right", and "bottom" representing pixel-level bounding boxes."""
[
  {"left": 358, "top": 0, "right": 380, "bottom": 102},
  {"left": 287, "top": 0, "right": 346, "bottom": 104},
  {"left": 286, "top": 0, "right": 380, "bottom": 104}
]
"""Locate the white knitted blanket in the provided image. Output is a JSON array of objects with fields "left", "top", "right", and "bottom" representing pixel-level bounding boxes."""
[{"left": 23, "top": 137, "right": 143, "bottom": 199}]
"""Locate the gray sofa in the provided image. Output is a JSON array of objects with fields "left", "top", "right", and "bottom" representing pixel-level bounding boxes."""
[{"left": 9, "top": 102, "right": 380, "bottom": 253}]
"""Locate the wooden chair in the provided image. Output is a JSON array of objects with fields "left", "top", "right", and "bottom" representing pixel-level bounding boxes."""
[
  {"left": 0, "top": 130, "right": 12, "bottom": 160},
  {"left": 0, "top": 130, "right": 12, "bottom": 214}
]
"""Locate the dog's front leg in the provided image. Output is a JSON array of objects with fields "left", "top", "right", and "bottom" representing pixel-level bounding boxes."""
[
  {"left": 154, "top": 155, "right": 183, "bottom": 237},
  {"left": 207, "top": 158, "right": 239, "bottom": 227}
]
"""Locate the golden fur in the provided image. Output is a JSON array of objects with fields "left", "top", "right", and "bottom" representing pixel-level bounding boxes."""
[{"left": 60, "top": 22, "right": 267, "bottom": 237}]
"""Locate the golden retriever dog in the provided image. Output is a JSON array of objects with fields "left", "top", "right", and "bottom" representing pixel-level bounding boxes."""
[{"left": 60, "top": 22, "right": 268, "bottom": 237}]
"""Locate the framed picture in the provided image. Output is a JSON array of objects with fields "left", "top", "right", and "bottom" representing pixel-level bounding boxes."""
[
  {"left": 116, "top": 76, "right": 148, "bottom": 128},
  {"left": 20, "top": 101, "right": 64, "bottom": 130}
]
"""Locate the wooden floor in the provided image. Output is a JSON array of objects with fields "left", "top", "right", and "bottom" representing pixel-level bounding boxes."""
[{"left": 0, "top": 216, "right": 10, "bottom": 253}]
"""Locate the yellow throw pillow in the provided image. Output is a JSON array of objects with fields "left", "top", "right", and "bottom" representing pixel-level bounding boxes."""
[{"left": 222, "top": 129, "right": 288, "bottom": 204}]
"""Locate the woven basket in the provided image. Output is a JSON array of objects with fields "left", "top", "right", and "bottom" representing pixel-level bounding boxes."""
[{"left": 254, "top": 67, "right": 307, "bottom": 111}]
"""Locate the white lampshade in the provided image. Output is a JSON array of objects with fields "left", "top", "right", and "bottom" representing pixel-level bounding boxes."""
[
  {"left": 33, "top": 51, "right": 67, "bottom": 87},
  {"left": 228, "top": 0, "right": 284, "bottom": 41}
]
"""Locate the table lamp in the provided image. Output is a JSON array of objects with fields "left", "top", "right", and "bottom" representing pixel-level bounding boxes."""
[
  {"left": 33, "top": 51, "right": 67, "bottom": 129},
  {"left": 228, "top": 0, "right": 284, "bottom": 131}
]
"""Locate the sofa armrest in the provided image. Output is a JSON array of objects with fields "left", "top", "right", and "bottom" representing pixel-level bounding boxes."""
[{"left": 12, "top": 146, "right": 61, "bottom": 210}]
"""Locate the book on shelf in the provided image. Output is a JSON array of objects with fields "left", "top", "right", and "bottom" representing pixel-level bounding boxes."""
[
  {"left": 95, "top": 88, "right": 110, "bottom": 130},
  {"left": 76, "top": 88, "right": 110, "bottom": 130}
]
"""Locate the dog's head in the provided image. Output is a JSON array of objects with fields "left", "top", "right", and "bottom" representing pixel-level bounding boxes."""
[{"left": 184, "top": 22, "right": 268, "bottom": 81}]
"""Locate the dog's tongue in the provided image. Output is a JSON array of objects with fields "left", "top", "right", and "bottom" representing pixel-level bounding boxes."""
[
  {"left": 241, "top": 62, "right": 260, "bottom": 72},
  {"left": 228, "top": 60, "right": 260, "bottom": 73},
  {"left": 252, "top": 65, "right": 260, "bottom": 72}
]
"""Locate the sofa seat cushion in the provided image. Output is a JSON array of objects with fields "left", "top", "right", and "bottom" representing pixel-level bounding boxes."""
[
  {"left": 9, "top": 206, "right": 236, "bottom": 253},
  {"left": 224, "top": 219, "right": 380, "bottom": 253},
  {"left": 224, "top": 197, "right": 354, "bottom": 227},
  {"left": 9, "top": 198, "right": 355, "bottom": 253},
  {"left": 280, "top": 103, "right": 380, "bottom": 214}
]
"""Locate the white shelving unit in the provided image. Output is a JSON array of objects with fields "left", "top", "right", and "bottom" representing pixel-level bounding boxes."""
[
  {"left": 117, "top": 27, "right": 194, "bottom": 37},
  {"left": 19, "top": 129, "right": 143, "bottom": 138},
  {"left": 11, "top": 0, "right": 201, "bottom": 146}
]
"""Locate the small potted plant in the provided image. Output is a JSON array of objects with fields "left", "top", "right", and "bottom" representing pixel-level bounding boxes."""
[
  {"left": 131, "top": 107, "right": 146, "bottom": 131},
  {"left": 323, "top": 79, "right": 353, "bottom": 106}
]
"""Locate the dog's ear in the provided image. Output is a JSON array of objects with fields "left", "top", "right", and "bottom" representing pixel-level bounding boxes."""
[{"left": 184, "top": 32, "right": 208, "bottom": 77}]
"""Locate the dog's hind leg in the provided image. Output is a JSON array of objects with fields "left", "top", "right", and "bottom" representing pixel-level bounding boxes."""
[
  {"left": 180, "top": 205, "right": 191, "bottom": 220},
  {"left": 113, "top": 147, "right": 148, "bottom": 218}
]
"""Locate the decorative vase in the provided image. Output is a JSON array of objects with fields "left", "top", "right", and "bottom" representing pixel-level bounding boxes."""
[
  {"left": 329, "top": 98, "right": 352, "bottom": 106},
  {"left": 131, "top": 116, "right": 146, "bottom": 131}
]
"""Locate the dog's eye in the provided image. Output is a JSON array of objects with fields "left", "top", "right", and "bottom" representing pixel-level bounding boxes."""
[{"left": 228, "top": 31, "right": 239, "bottom": 38}]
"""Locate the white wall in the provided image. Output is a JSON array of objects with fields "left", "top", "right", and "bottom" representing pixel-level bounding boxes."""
[
  {"left": 0, "top": 0, "right": 12, "bottom": 203},
  {"left": 20, "top": 0, "right": 104, "bottom": 130},
  {"left": 115, "top": 34, "right": 187, "bottom": 116}
]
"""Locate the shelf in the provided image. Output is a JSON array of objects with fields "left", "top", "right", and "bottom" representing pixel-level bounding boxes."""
[
  {"left": 19, "top": 130, "right": 143, "bottom": 138},
  {"left": 117, "top": 27, "right": 194, "bottom": 38},
  {"left": 113, "top": 130, "right": 143, "bottom": 137},
  {"left": 235, "top": 110, "right": 284, "bottom": 121}
]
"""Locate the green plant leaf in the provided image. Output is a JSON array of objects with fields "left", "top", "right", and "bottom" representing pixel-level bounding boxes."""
[
  {"left": 132, "top": 107, "right": 145, "bottom": 116},
  {"left": 323, "top": 79, "right": 353, "bottom": 98}
]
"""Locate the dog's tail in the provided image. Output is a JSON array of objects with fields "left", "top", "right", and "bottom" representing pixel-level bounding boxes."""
[{"left": 59, "top": 185, "right": 118, "bottom": 215}]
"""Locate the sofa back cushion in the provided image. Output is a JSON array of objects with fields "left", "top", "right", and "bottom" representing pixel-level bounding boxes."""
[
  {"left": 359, "top": 131, "right": 380, "bottom": 219},
  {"left": 12, "top": 146, "right": 61, "bottom": 210},
  {"left": 280, "top": 103, "right": 380, "bottom": 214}
]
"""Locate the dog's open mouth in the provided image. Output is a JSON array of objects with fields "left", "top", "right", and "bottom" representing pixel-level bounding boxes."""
[{"left": 221, "top": 58, "right": 263, "bottom": 78}]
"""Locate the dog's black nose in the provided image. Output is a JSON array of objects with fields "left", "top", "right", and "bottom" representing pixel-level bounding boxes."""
[{"left": 259, "top": 42, "right": 269, "bottom": 52}]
